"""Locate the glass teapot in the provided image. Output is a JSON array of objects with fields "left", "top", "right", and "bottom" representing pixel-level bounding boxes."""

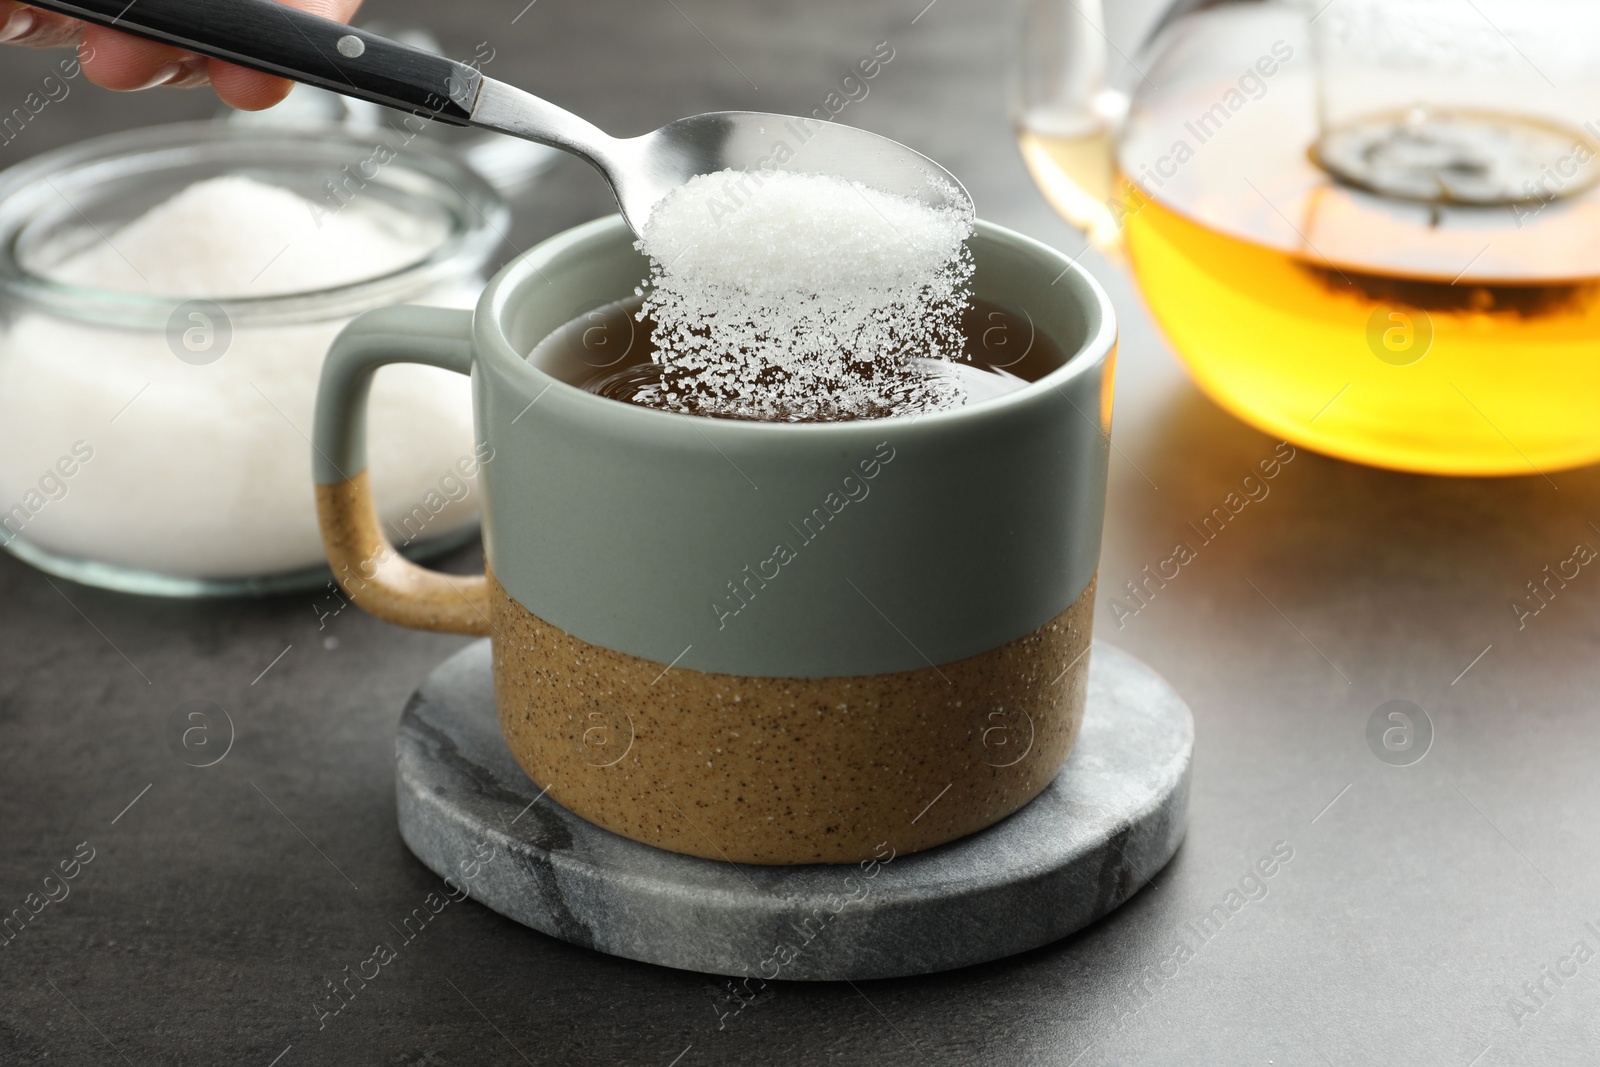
[{"left": 1017, "top": 0, "right": 1600, "bottom": 476}]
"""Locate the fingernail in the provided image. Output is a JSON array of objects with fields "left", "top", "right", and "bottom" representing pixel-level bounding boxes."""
[
  {"left": 164, "top": 56, "right": 210, "bottom": 89},
  {"left": 0, "top": 10, "right": 38, "bottom": 42},
  {"left": 135, "top": 57, "right": 209, "bottom": 90},
  {"left": 132, "top": 62, "right": 180, "bottom": 90}
]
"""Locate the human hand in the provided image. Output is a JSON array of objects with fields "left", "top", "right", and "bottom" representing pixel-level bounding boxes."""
[{"left": 0, "top": 0, "right": 363, "bottom": 110}]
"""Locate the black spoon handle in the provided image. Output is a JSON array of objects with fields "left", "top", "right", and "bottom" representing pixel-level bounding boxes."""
[{"left": 23, "top": 0, "right": 482, "bottom": 124}]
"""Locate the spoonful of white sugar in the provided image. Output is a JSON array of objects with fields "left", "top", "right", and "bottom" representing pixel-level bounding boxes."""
[{"left": 634, "top": 169, "right": 976, "bottom": 422}]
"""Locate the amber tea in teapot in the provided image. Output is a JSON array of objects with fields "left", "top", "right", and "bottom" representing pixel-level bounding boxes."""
[{"left": 1018, "top": 0, "right": 1600, "bottom": 476}]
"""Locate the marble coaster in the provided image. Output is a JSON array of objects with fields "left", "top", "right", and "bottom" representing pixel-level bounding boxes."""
[{"left": 396, "top": 639, "right": 1193, "bottom": 981}]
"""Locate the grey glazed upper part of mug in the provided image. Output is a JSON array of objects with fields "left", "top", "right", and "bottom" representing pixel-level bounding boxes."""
[
  {"left": 484, "top": 217, "right": 1113, "bottom": 676},
  {"left": 316, "top": 215, "right": 1117, "bottom": 677}
]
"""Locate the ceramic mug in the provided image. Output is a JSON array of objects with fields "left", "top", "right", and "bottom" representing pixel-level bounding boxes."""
[{"left": 312, "top": 215, "right": 1116, "bottom": 865}]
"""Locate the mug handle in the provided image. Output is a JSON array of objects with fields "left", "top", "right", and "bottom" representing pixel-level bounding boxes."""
[{"left": 312, "top": 305, "right": 492, "bottom": 636}]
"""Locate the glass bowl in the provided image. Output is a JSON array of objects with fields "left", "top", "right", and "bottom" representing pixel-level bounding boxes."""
[{"left": 0, "top": 121, "right": 508, "bottom": 596}]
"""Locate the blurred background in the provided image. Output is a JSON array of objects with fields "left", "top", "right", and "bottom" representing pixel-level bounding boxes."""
[{"left": 1, "top": 1, "right": 1599, "bottom": 1064}]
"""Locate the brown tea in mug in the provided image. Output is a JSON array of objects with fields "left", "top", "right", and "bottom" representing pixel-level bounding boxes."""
[
  {"left": 526, "top": 295, "right": 1063, "bottom": 422},
  {"left": 557, "top": 170, "right": 998, "bottom": 421}
]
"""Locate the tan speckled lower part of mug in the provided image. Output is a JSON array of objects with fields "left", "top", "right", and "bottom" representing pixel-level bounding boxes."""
[{"left": 489, "top": 571, "right": 1096, "bottom": 865}]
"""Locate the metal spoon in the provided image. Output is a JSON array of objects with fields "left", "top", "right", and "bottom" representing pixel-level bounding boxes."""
[{"left": 26, "top": 0, "right": 973, "bottom": 232}]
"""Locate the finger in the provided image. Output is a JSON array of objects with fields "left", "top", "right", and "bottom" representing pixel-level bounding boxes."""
[
  {"left": 207, "top": 0, "right": 364, "bottom": 111},
  {"left": 207, "top": 60, "right": 292, "bottom": 112},
  {"left": 80, "top": 23, "right": 209, "bottom": 90},
  {"left": 0, "top": 1, "right": 87, "bottom": 48}
]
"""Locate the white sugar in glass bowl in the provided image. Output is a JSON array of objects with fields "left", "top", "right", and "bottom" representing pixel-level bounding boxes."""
[{"left": 0, "top": 122, "right": 507, "bottom": 595}]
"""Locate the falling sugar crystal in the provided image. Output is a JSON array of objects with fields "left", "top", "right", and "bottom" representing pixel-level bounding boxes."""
[{"left": 635, "top": 169, "right": 976, "bottom": 422}]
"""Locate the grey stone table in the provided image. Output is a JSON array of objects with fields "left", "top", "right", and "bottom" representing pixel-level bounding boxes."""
[{"left": 2, "top": 1, "right": 1599, "bottom": 1064}]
